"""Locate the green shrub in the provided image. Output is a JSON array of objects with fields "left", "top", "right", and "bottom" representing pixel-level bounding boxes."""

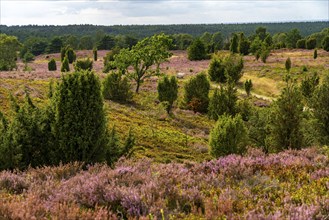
[
  {"left": 305, "top": 37, "right": 317, "bottom": 49},
  {"left": 157, "top": 75, "right": 178, "bottom": 114},
  {"left": 296, "top": 39, "right": 306, "bottom": 49},
  {"left": 183, "top": 72, "right": 210, "bottom": 113},
  {"left": 23, "top": 51, "right": 34, "bottom": 63},
  {"left": 209, "top": 114, "right": 247, "bottom": 157},
  {"left": 285, "top": 57, "right": 291, "bottom": 72},
  {"left": 322, "top": 36, "right": 329, "bottom": 51},
  {"left": 103, "top": 71, "right": 132, "bottom": 103},
  {"left": 53, "top": 70, "right": 109, "bottom": 164},
  {"left": 301, "top": 72, "right": 319, "bottom": 99},
  {"left": 208, "top": 82, "right": 237, "bottom": 120},
  {"left": 65, "top": 48, "right": 76, "bottom": 64},
  {"left": 103, "top": 48, "right": 120, "bottom": 73},
  {"left": 208, "top": 58, "right": 225, "bottom": 83},
  {"left": 48, "top": 59, "right": 57, "bottom": 71},
  {"left": 187, "top": 38, "right": 208, "bottom": 61},
  {"left": 61, "top": 56, "right": 70, "bottom": 72},
  {"left": 74, "top": 58, "right": 93, "bottom": 71},
  {"left": 224, "top": 54, "right": 244, "bottom": 83},
  {"left": 313, "top": 49, "right": 318, "bottom": 59},
  {"left": 244, "top": 79, "right": 253, "bottom": 97}
]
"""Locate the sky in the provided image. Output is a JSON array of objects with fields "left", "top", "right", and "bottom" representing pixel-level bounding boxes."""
[{"left": 0, "top": 0, "right": 328, "bottom": 26}]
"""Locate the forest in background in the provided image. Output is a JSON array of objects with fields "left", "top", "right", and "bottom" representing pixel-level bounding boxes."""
[{"left": 1, "top": 21, "right": 328, "bottom": 41}]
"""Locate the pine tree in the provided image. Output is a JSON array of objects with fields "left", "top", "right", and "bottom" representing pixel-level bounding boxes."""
[
  {"left": 61, "top": 56, "right": 70, "bottom": 72},
  {"left": 53, "top": 70, "right": 109, "bottom": 164},
  {"left": 157, "top": 75, "right": 178, "bottom": 114}
]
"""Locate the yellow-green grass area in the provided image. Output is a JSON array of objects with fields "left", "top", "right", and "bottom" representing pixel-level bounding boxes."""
[
  {"left": 106, "top": 87, "right": 214, "bottom": 163},
  {"left": 0, "top": 78, "right": 50, "bottom": 117}
]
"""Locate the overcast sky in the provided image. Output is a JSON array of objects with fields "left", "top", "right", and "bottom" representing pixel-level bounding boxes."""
[{"left": 1, "top": 0, "right": 328, "bottom": 26}]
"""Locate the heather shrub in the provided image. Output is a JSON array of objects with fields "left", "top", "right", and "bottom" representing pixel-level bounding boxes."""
[
  {"left": 74, "top": 58, "right": 93, "bottom": 71},
  {"left": 183, "top": 72, "right": 210, "bottom": 113},
  {"left": 0, "top": 171, "right": 28, "bottom": 194},
  {"left": 209, "top": 114, "right": 247, "bottom": 157},
  {"left": 157, "top": 75, "right": 178, "bottom": 114},
  {"left": 48, "top": 58, "right": 57, "bottom": 71},
  {"left": 103, "top": 71, "right": 132, "bottom": 103}
]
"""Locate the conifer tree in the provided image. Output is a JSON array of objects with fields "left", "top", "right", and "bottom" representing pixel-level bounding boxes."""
[
  {"left": 157, "top": 75, "right": 178, "bottom": 114},
  {"left": 313, "top": 49, "right": 318, "bottom": 59},
  {"left": 93, "top": 47, "right": 97, "bottom": 61},
  {"left": 285, "top": 57, "right": 291, "bottom": 72},
  {"left": 61, "top": 56, "right": 70, "bottom": 72},
  {"left": 230, "top": 33, "right": 239, "bottom": 53},
  {"left": 48, "top": 58, "right": 57, "bottom": 71},
  {"left": 244, "top": 79, "right": 253, "bottom": 97}
]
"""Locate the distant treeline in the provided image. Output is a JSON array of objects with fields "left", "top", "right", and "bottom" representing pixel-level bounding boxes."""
[{"left": 1, "top": 21, "right": 328, "bottom": 41}]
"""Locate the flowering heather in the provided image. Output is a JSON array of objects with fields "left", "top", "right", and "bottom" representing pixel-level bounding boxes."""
[{"left": 0, "top": 147, "right": 328, "bottom": 219}]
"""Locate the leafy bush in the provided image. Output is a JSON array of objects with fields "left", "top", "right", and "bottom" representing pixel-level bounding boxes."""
[
  {"left": 209, "top": 114, "right": 247, "bottom": 157},
  {"left": 306, "top": 37, "right": 317, "bottom": 49},
  {"left": 296, "top": 39, "right": 306, "bottom": 49},
  {"left": 103, "top": 71, "right": 132, "bottom": 103},
  {"left": 48, "top": 58, "right": 57, "bottom": 71},
  {"left": 321, "top": 35, "right": 329, "bottom": 51},
  {"left": 23, "top": 51, "right": 34, "bottom": 63},
  {"left": 74, "top": 58, "right": 93, "bottom": 71},
  {"left": 183, "top": 72, "right": 210, "bottom": 113},
  {"left": 103, "top": 48, "right": 120, "bottom": 73},
  {"left": 187, "top": 38, "right": 208, "bottom": 61},
  {"left": 157, "top": 75, "right": 178, "bottom": 114}
]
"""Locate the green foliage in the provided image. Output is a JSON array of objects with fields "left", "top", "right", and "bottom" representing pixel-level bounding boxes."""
[
  {"left": 187, "top": 38, "right": 208, "bottom": 61},
  {"left": 103, "top": 71, "right": 132, "bottom": 103},
  {"left": 322, "top": 35, "right": 329, "bottom": 51},
  {"left": 305, "top": 37, "right": 316, "bottom": 49},
  {"left": 285, "top": 57, "right": 291, "bottom": 72},
  {"left": 208, "top": 58, "right": 225, "bottom": 83},
  {"left": 296, "top": 39, "right": 306, "bottom": 49},
  {"left": 103, "top": 48, "right": 120, "bottom": 73},
  {"left": 313, "top": 49, "right": 318, "bottom": 59},
  {"left": 300, "top": 72, "right": 319, "bottom": 99},
  {"left": 65, "top": 47, "right": 76, "bottom": 64},
  {"left": 114, "top": 34, "right": 172, "bottom": 92},
  {"left": 238, "top": 33, "right": 250, "bottom": 55},
  {"left": 53, "top": 71, "right": 109, "bottom": 164},
  {"left": 97, "top": 35, "right": 115, "bottom": 50},
  {"left": 157, "top": 75, "right": 178, "bottom": 114},
  {"left": 260, "top": 44, "right": 270, "bottom": 63},
  {"left": 209, "top": 114, "right": 247, "bottom": 157},
  {"left": 211, "top": 32, "right": 224, "bottom": 51},
  {"left": 248, "top": 107, "right": 271, "bottom": 153},
  {"left": 250, "top": 37, "right": 262, "bottom": 54},
  {"left": 93, "top": 48, "right": 97, "bottom": 61},
  {"left": 74, "top": 58, "right": 93, "bottom": 71},
  {"left": 60, "top": 56, "right": 70, "bottom": 72},
  {"left": 244, "top": 79, "right": 253, "bottom": 97},
  {"left": 48, "top": 59, "right": 57, "bottom": 71},
  {"left": 22, "top": 51, "right": 34, "bottom": 63},
  {"left": 269, "top": 75, "right": 304, "bottom": 151},
  {"left": 208, "top": 81, "right": 237, "bottom": 120},
  {"left": 122, "top": 128, "right": 135, "bottom": 158},
  {"left": 22, "top": 37, "right": 48, "bottom": 56},
  {"left": 311, "top": 74, "right": 329, "bottom": 144},
  {"left": 223, "top": 54, "right": 244, "bottom": 83},
  {"left": 229, "top": 33, "right": 239, "bottom": 53},
  {"left": 46, "top": 37, "right": 63, "bottom": 53},
  {"left": 286, "top": 29, "right": 302, "bottom": 48},
  {"left": 0, "top": 34, "right": 20, "bottom": 71},
  {"left": 184, "top": 72, "right": 210, "bottom": 113}
]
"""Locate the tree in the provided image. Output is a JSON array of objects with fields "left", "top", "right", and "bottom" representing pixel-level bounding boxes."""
[
  {"left": 200, "top": 32, "right": 213, "bottom": 53},
  {"left": 187, "top": 38, "right": 208, "bottom": 61},
  {"left": 208, "top": 81, "right": 237, "bottom": 120},
  {"left": 61, "top": 56, "right": 70, "bottom": 72},
  {"left": 79, "top": 35, "right": 94, "bottom": 50},
  {"left": 269, "top": 75, "right": 304, "bottom": 151},
  {"left": 103, "top": 71, "right": 132, "bottom": 103},
  {"left": 322, "top": 35, "right": 329, "bottom": 51},
  {"left": 48, "top": 58, "right": 57, "bottom": 71},
  {"left": 260, "top": 44, "right": 270, "bottom": 63},
  {"left": 65, "top": 47, "right": 76, "bottom": 64},
  {"left": 53, "top": 70, "right": 109, "bottom": 164},
  {"left": 311, "top": 74, "right": 329, "bottom": 144},
  {"left": 157, "top": 75, "right": 178, "bottom": 114},
  {"left": 286, "top": 29, "right": 302, "bottom": 48},
  {"left": 114, "top": 34, "right": 172, "bottom": 93},
  {"left": 0, "top": 34, "right": 21, "bottom": 71},
  {"left": 211, "top": 32, "right": 224, "bottom": 51},
  {"left": 97, "top": 35, "right": 115, "bottom": 50},
  {"left": 230, "top": 33, "right": 239, "bottom": 53},
  {"left": 313, "top": 49, "right": 318, "bottom": 59},
  {"left": 209, "top": 114, "right": 247, "bottom": 157},
  {"left": 22, "top": 37, "right": 48, "bottom": 56},
  {"left": 255, "top": 27, "right": 267, "bottom": 41},
  {"left": 184, "top": 72, "right": 210, "bottom": 113},
  {"left": 296, "top": 39, "right": 306, "bottom": 49},
  {"left": 208, "top": 58, "right": 225, "bottom": 83},
  {"left": 285, "top": 57, "right": 291, "bottom": 72},
  {"left": 238, "top": 33, "right": 250, "bottom": 55},
  {"left": 46, "top": 37, "right": 63, "bottom": 53},
  {"left": 306, "top": 37, "right": 317, "bottom": 49},
  {"left": 244, "top": 79, "right": 253, "bottom": 97},
  {"left": 300, "top": 72, "right": 319, "bottom": 99},
  {"left": 224, "top": 54, "right": 244, "bottom": 83}
]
